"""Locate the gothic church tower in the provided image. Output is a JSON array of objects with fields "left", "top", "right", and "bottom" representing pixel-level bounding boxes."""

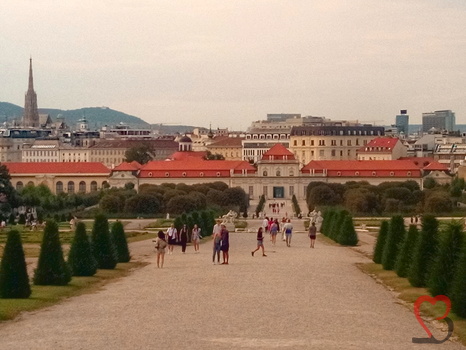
[{"left": 22, "top": 58, "right": 40, "bottom": 128}]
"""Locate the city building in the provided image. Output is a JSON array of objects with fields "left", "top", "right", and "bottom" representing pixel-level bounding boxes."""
[
  {"left": 395, "top": 110, "right": 409, "bottom": 135},
  {"left": 242, "top": 128, "right": 291, "bottom": 163},
  {"left": 5, "top": 162, "right": 110, "bottom": 194},
  {"left": 206, "top": 137, "right": 244, "bottom": 160},
  {"left": 290, "top": 125, "right": 385, "bottom": 166},
  {"left": 422, "top": 110, "right": 456, "bottom": 132},
  {"left": 0, "top": 128, "right": 53, "bottom": 162},
  {"left": 357, "top": 137, "right": 407, "bottom": 160}
]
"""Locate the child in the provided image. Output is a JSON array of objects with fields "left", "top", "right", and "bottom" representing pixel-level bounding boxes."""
[{"left": 153, "top": 230, "right": 168, "bottom": 268}]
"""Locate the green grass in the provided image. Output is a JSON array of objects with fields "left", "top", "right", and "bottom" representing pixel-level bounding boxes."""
[
  {"left": 359, "top": 263, "right": 466, "bottom": 346},
  {"left": 0, "top": 261, "right": 147, "bottom": 321},
  {"left": 145, "top": 219, "right": 174, "bottom": 228}
]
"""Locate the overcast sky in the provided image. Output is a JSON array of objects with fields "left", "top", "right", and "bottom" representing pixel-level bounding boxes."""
[{"left": 1, "top": 0, "right": 465, "bottom": 130}]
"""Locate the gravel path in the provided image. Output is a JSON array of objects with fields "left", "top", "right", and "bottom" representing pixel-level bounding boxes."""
[{"left": 0, "top": 221, "right": 463, "bottom": 349}]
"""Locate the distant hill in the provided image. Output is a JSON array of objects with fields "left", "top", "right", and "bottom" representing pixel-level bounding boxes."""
[{"left": 0, "top": 102, "right": 149, "bottom": 129}]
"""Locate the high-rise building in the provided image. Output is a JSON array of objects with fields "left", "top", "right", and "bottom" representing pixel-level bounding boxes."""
[
  {"left": 22, "top": 58, "right": 40, "bottom": 128},
  {"left": 422, "top": 110, "right": 455, "bottom": 132},
  {"left": 395, "top": 110, "right": 409, "bottom": 135}
]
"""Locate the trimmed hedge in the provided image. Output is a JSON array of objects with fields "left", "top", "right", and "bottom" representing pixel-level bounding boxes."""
[
  {"left": 112, "top": 221, "right": 131, "bottom": 263},
  {"left": 92, "top": 214, "right": 117, "bottom": 270},
  {"left": 395, "top": 224, "right": 418, "bottom": 278},
  {"left": 373, "top": 220, "right": 389, "bottom": 264},
  {"left": 382, "top": 215, "right": 406, "bottom": 271},
  {"left": 68, "top": 222, "right": 97, "bottom": 276}
]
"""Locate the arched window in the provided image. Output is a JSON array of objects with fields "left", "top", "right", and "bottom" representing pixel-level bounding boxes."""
[
  {"left": 90, "top": 181, "right": 98, "bottom": 192},
  {"left": 263, "top": 170, "right": 268, "bottom": 177},
  {"left": 79, "top": 181, "right": 86, "bottom": 193},
  {"left": 68, "top": 181, "right": 75, "bottom": 194},
  {"left": 289, "top": 169, "right": 294, "bottom": 177},
  {"left": 27, "top": 181, "right": 34, "bottom": 187},
  {"left": 102, "top": 181, "right": 109, "bottom": 189},
  {"left": 16, "top": 181, "right": 23, "bottom": 191},
  {"left": 276, "top": 169, "right": 281, "bottom": 176},
  {"left": 56, "top": 181, "right": 63, "bottom": 194}
]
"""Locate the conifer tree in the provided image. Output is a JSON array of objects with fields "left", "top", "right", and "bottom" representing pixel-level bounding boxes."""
[
  {"left": 408, "top": 215, "right": 439, "bottom": 287},
  {"left": 111, "top": 221, "right": 131, "bottom": 263},
  {"left": 382, "top": 215, "right": 406, "bottom": 270},
  {"left": 428, "top": 221, "right": 464, "bottom": 296},
  {"left": 0, "top": 230, "right": 31, "bottom": 298},
  {"left": 395, "top": 224, "right": 419, "bottom": 277},
  {"left": 34, "top": 220, "right": 71, "bottom": 285},
  {"left": 321, "top": 210, "right": 335, "bottom": 236},
  {"left": 339, "top": 215, "right": 359, "bottom": 246},
  {"left": 68, "top": 222, "right": 97, "bottom": 276},
  {"left": 91, "top": 214, "right": 117, "bottom": 269},
  {"left": 373, "top": 220, "right": 389, "bottom": 264},
  {"left": 451, "top": 240, "right": 466, "bottom": 318}
]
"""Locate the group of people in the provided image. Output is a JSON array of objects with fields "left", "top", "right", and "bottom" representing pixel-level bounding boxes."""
[{"left": 153, "top": 216, "right": 318, "bottom": 268}]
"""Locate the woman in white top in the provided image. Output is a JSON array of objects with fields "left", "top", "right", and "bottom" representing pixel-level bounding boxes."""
[
  {"left": 191, "top": 224, "right": 202, "bottom": 253},
  {"left": 166, "top": 224, "right": 177, "bottom": 255},
  {"left": 282, "top": 219, "right": 293, "bottom": 247}
]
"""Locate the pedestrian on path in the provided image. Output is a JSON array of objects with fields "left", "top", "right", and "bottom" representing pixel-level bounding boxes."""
[
  {"left": 179, "top": 224, "right": 189, "bottom": 253},
  {"left": 212, "top": 221, "right": 222, "bottom": 264},
  {"left": 309, "top": 222, "right": 317, "bottom": 248},
  {"left": 220, "top": 224, "right": 230, "bottom": 264},
  {"left": 166, "top": 224, "right": 177, "bottom": 254},
  {"left": 153, "top": 230, "right": 168, "bottom": 268},
  {"left": 251, "top": 227, "right": 267, "bottom": 257},
  {"left": 283, "top": 219, "right": 293, "bottom": 247},
  {"left": 191, "top": 224, "right": 201, "bottom": 253},
  {"left": 270, "top": 219, "right": 278, "bottom": 246}
]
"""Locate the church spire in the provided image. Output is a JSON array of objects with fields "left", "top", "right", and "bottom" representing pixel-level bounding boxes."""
[
  {"left": 23, "top": 57, "right": 39, "bottom": 128},
  {"left": 28, "top": 57, "right": 34, "bottom": 92}
]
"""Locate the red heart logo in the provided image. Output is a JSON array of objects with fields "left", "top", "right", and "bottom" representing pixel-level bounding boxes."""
[{"left": 413, "top": 295, "right": 451, "bottom": 338}]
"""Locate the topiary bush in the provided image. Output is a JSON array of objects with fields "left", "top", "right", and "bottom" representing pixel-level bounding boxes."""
[
  {"left": 451, "top": 240, "right": 466, "bottom": 317},
  {"left": 339, "top": 215, "right": 358, "bottom": 246},
  {"left": 395, "top": 224, "right": 419, "bottom": 277},
  {"left": 408, "top": 215, "right": 439, "bottom": 287},
  {"left": 111, "top": 221, "right": 131, "bottom": 263},
  {"left": 382, "top": 215, "right": 406, "bottom": 270},
  {"left": 373, "top": 220, "right": 389, "bottom": 264},
  {"left": 18, "top": 213, "right": 26, "bottom": 225},
  {"left": 34, "top": 220, "right": 71, "bottom": 285},
  {"left": 91, "top": 214, "right": 117, "bottom": 269},
  {"left": 0, "top": 230, "right": 31, "bottom": 298},
  {"left": 68, "top": 222, "right": 97, "bottom": 276},
  {"left": 428, "top": 221, "right": 464, "bottom": 297}
]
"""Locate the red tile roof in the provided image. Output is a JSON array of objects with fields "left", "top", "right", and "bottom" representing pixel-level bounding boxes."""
[
  {"left": 301, "top": 160, "right": 422, "bottom": 177},
  {"left": 138, "top": 159, "right": 255, "bottom": 178},
  {"left": 261, "top": 144, "right": 295, "bottom": 161},
  {"left": 208, "top": 137, "right": 244, "bottom": 148},
  {"left": 399, "top": 157, "right": 435, "bottom": 168},
  {"left": 4, "top": 162, "right": 110, "bottom": 174},
  {"left": 423, "top": 161, "right": 449, "bottom": 171},
  {"left": 357, "top": 137, "right": 401, "bottom": 153},
  {"left": 170, "top": 151, "right": 208, "bottom": 161},
  {"left": 113, "top": 161, "right": 142, "bottom": 171}
]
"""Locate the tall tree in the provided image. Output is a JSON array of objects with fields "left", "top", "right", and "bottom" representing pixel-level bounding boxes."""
[
  {"left": 68, "top": 222, "right": 97, "bottom": 276},
  {"left": 0, "top": 230, "right": 31, "bottom": 298},
  {"left": 382, "top": 215, "right": 406, "bottom": 270},
  {"left": 395, "top": 224, "right": 419, "bottom": 277},
  {"left": 124, "top": 143, "right": 154, "bottom": 164},
  {"left": 111, "top": 221, "right": 131, "bottom": 263},
  {"left": 0, "top": 163, "right": 17, "bottom": 216},
  {"left": 92, "top": 214, "right": 117, "bottom": 269},
  {"left": 408, "top": 215, "right": 439, "bottom": 287},
  {"left": 339, "top": 215, "right": 359, "bottom": 246},
  {"left": 34, "top": 220, "right": 71, "bottom": 285},
  {"left": 373, "top": 220, "right": 389, "bottom": 264},
  {"left": 451, "top": 240, "right": 466, "bottom": 317}
]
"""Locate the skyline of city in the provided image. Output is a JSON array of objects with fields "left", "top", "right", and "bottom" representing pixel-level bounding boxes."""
[{"left": 1, "top": 1, "right": 465, "bottom": 130}]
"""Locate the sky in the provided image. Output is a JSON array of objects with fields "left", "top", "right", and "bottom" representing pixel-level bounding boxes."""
[{"left": 1, "top": 0, "right": 465, "bottom": 130}]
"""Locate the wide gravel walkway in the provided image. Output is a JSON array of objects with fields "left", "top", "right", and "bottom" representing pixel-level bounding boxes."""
[{"left": 0, "top": 224, "right": 464, "bottom": 349}]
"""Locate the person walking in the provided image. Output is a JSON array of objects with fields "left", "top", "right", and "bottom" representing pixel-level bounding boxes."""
[
  {"left": 251, "top": 227, "right": 267, "bottom": 257},
  {"left": 191, "top": 224, "right": 201, "bottom": 253},
  {"left": 179, "top": 224, "right": 189, "bottom": 253},
  {"left": 309, "top": 222, "right": 317, "bottom": 248},
  {"left": 220, "top": 224, "right": 230, "bottom": 265},
  {"left": 166, "top": 223, "right": 177, "bottom": 255},
  {"left": 270, "top": 219, "right": 279, "bottom": 246},
  {"left": 283, "top": 219, "right": 293, "bottom": 247},
  {"left": 212, "top": 221, "right": 222, "bottom": 264},
  {"left": 153, "top": 230, "right": 168, "bottom": 268}
]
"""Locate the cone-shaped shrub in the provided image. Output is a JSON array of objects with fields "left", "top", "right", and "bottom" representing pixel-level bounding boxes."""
[
  {"left": 451, "top": 240, "right": 466, "bottom": 317},
  {"left": 395, "top": 224, "right": 419, "bottom": 277},
  {"left": 68, "top": 222, "right": 97, "bottom": 276},
  {"left": 428, "top": 221, "right": 464, "bottom": 297},
  {"left": 111, "top": 221, "right": 131, "bottom": 263},
  {"left": 0, "top": 230, "right": 31, "bottom": 298},
  {"left": 408, "top": 215, "right": 439, "bottom": 287},
  {"left": 373, "top": 220, "right": 389, "bottom": 264},
  {"left": 382, "top": 215, "right": 406, "bottom": 270},
  {"left": 330, "top": 210, "right": 347, "bottom": 242},
  {"left": 34, "top": 220, "right": 71, "bottom": 285},
  {"left": 91, "top": 214, "right": 117, "bottom": 269},
  {"left": 322, "top": 210, "right": 335, "bottom": 236},
  {"left": 339, "top": 215, "right": 358, "bottom": 246}
]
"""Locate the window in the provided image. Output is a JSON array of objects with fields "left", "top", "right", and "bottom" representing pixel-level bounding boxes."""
[
  {"left": 293, "top": 140, "right": 297, "bottom": 146},
  {"left": 56, "top": 181, "right": 63, "bottom": 194},
  {"left": 289, "top": 186, "right": 294, "bottom": 196},
  {"left": 355, "top": 171, "right": 359, "bottom": 176},
  {"left": 216, "top": 172, "right": 221, "bottom": 177},
  {"left": 68, "top": 181, "right": 75, "bottom": 194},
  {"left": 407, "top": 171, "right": 411, "bottom": 176},
  {"left": 319, "top": 150, "right": 324, "bottom": 157},
  {"left": 79, "top": 181, "right": 86, "bottom": 193},
  {"left": 390, "top": 171, "right": 395, "bottom": 176},
  {"left": 263, "top": 170, "right": 268, "bottom": 176},
  {"left": 337, "top": 171, "right": 341, "bottom": 176},
  {"left": 311, "top": 140, "right": 314, "bottom": 146},
  {"left": 16, "top": 181, "right": 23, "bottom": 191},
  {"left": 248, "top": 186, "right": 254, "bottom": 197},
  {"left": 90, "top": 181, "right": 97, "bottom": 192},
  {"left": 182, "top": 172, "right": 187, "bottom": 177},
  {"left": 302, "top": 140, "right": 305, "bottom": 146},
  {"left": 347, "top": 140, "right": 352, "bottom": 146},
  {"left": 331, "top": 150, "right": 336, "bottom": 157},
  {"left": 331, "top": 140, "right": 336, "bottom": 146},
  {"left": 372, "top": 171, "right": 376, "bottom": 176},
  {"left": 200, "top": 172, "right": 204, "bottom": 177},
  {"left": 263, "top": 186, "right": 268, "bottom": 196},
  {"left": 148, "top": 172, "right": 153, "bottom": 177},
  {"left": 276, "top": 170, "right": 281, "bottom": 176}
]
